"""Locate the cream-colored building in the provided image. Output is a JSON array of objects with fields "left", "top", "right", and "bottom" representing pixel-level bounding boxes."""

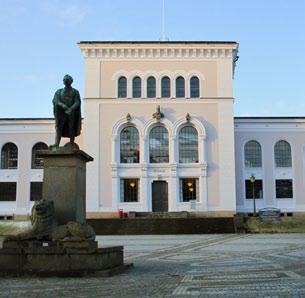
[{"left": 0, "top": 41, "right": 302, "bottom": 218}]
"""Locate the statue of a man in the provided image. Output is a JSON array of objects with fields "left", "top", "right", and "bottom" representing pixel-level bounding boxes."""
[{"left": 52, "top": 75, "right": 81, "bottom": 147}]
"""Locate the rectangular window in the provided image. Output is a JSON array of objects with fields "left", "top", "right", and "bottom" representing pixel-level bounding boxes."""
[
  {"left": 0, "top": 182, "right": 17, "bottom": 201},
  {"left": 245, "top": 180, "right": 263, "bottom": 199},
  {"left": 30, "top": 182, "right": 43, "bottom": 201},
  {"left": 276, "top": 179, "right": 293, "bottom": 199},
  {"left": 179, "top": 178, "right": 199, "bottom": 202},
  {"left": 120, "top": 179, "right": 139, "bottom": 202}
]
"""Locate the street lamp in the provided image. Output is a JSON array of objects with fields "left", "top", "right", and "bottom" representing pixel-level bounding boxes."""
[{"left": 250, "top": 174, "right": 256, "bottom": 216}]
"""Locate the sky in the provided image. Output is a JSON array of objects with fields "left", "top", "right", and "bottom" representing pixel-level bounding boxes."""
[{"left": 0, "top": 0, "right": 304, "bottom": 118}]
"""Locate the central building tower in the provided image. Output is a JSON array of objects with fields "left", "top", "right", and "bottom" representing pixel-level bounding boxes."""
[{"left": 79, "top": 41, "right": 238, "bottom": 216}]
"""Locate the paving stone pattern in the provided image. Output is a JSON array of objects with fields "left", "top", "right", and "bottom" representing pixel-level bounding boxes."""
[{"left": 1, "top": 234, "right": 305, "bottom": 297}]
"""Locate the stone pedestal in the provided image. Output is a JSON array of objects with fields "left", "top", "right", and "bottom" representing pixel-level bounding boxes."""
[
  {"left": 0, "top": 240, "right": 125, "bottom": 276},
  {"left": 38, "top": 148, "right": 93, "bottom": 225}
]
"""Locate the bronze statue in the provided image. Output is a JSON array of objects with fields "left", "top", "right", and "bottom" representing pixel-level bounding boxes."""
[{"left": 52, "top": 74, "right": 81, "bottom": 148}]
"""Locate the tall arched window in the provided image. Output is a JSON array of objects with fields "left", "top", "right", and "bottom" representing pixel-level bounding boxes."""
[
  {"left": 32, "top": 142, "right": 48, "bottom": 169},
  {"left": 132, "top": 76, "right": 141, "bottom": 98},
  {"left": 118, "top": 76, "right": 127, "bottom": 98},
  {"left": 176, "top": 76, "right": 185, "bottom": 98},
  {"left": 274, "top": 140, "right": 292, "bottom": 167},
  {"left": 149, "top": 126, "right": 169, "bottom": 163},
  {"left": 1, "top": 142, "right": 18, "bottom": 169},
  {"left": 190, "top": 76, "right": 200, "bottom": 98},
  {"left": 161, "top": 76, "right": 171, "bottom": 98},
  {"left": 120, "top": 126, "right": 139, "bottom": 163},
  {"left": 179, "top": 126, "right": 198, "bottom": 163},
  {"left": 147, "top": 76, "right": 156, "bottom": 98},
  {"left": 244, "top": 140, "right": 262, "bottom": 168}
]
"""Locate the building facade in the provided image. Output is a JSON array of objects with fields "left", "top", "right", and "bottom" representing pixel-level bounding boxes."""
[{"left": 0, "top": 41, "right": 303, "bottom": 218}]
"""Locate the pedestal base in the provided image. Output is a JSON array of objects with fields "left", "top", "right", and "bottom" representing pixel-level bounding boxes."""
[{"left": 0, "top": 240, "right": 126, "bottom": 277}]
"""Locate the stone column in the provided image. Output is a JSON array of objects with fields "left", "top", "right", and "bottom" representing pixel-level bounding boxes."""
[{"left": 38, "top": 148, "right": 93, "bottom": 225}]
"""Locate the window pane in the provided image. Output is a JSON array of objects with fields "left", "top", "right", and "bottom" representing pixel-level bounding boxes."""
[
  {"left": 32, "top": 142, "right": 48, "bottom": 169},
  {"left": 149, "top": 126, "right": 169, "bottom": 163},
  {"left": 179, "top": 126, "right": 198, "bottom": 163},
  {"left": 180, "top": 178, "right": 199, "bottom": 202},
  {"left": 275, "top": 140, "right": 292, "bottom": 167},
  {"left": 161, "top": 76, "right": 170, "bottom": 98},
  {"left": 30, "top": 182, "right": 43, "bottom": 201},
  {"left": 118, "top": 76, "right": 127, "bottom": 98},
  {"left": 244, "top": 140, "right": 262, "bottom": 167},
  {"left": 245, "top": 180, "right": 263, "bottom": 199},
  {"left": 176, "top": 76, "right": 185, "bottom": 98},
  {"left": 120, "top": 179, "right": 139, "bottom": 202},
  {"left": 1, "top": 143, "right": 18, "bottom": 169},
  {"left": 276, "top": 179, "right": 293, "bottom": 198},
  {"left": 120, "top": 126, "right": 139, "bottom": 163},
  {"left": 0, "top": 182, "right": 17, "bottom": 201},
  {"left": 190, "top": 76, "right": 199, "bottom": 98},
  {"left": 132, "top": 76, "right": 141, "bottom": 98},
  {"left": 147, "top": 76, "right": 156, "bottom": 98}
]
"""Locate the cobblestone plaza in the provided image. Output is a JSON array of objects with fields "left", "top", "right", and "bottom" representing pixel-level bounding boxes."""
[{"left": 1, "top": 234, "right": 305, "bottom": 297}]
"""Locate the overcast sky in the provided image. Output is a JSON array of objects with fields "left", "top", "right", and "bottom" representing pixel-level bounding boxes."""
[{"left": 0, "top": 0, "right": 304, "bottom": 118}]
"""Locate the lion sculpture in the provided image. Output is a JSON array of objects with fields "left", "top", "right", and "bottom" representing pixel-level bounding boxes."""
[{"left": 5, "top": 199, "right": 95, "bottom": 242}]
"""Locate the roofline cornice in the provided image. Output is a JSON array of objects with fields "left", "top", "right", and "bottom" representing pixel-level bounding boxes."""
[{"left": 78, "top": 42, "right": 239, "bottom": 61}]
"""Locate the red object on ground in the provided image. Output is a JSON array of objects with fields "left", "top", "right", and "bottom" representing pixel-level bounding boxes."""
[{"left": 118, "top": 209, "right": 124, "bottom": 218}]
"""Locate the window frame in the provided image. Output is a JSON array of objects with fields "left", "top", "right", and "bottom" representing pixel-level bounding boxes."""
[
  {"left": 31, "top": 142, "right": 48, "bottom": 169},
  {"left": 1, "top": 142, "right": 18, "bottom": 169},
  {"left": 147, "top": 76, "right": 156, "bottom": 98},
  {"left": 275, "top": 179, "right": 293, "bottom": 199},
  {"left": 118, "top": 76, "right": 127, "bottom": 98},
  {"left": 274, "top": 140, "right": 292, "bottom": 168},
  {"left": 190, "top": 76, "right": 200, "bottom": 98},
  {"left": 149, "top": 125, "right": 169, "bottom": 164},
  {"left": 161, "top": 76, "right": 171, "bottom": 98},
  {"left": 244, "top": 140, "right": 262, "bottom": 168},
  {"left": 132, "top": 76, "right": 142, "bottom": 98},
  {"left": 120, "top": 126, "right": 140, "bottom": 164},
  {"left": 120, "top": 178, "right": 139, "bottom": 202},
  {"left": 176, "top": 76, "right": 185, "bottom": 98},
  {"left": 178, "top": 125, "right": 199, "bottom": 163}
]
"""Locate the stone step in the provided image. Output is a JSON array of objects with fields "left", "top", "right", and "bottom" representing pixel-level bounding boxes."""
[{"left": 87, "top": 217, "right": 235, "bottom": 235}]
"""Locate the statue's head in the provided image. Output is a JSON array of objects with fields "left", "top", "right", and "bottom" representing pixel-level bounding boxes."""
[{"left": 63, "top": 74, "right": 73, "bottom": 87}]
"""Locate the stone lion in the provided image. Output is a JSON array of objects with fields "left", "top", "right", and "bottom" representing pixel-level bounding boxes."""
[{"left": 4, "top": 199, "right": 95, "bottom": 242}]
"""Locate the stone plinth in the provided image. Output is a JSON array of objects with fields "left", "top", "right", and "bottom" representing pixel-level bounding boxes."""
[
  {"left": 38, "top": 148, "right": 93, "bottom": 225},
  {"left": 0, "top": 240, "right": 124, "bottom": 276}
]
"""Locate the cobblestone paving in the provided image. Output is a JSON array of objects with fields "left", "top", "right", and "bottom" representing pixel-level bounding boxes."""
[{"left": 1, "top": 234, "right": 305, "bottom": 297}]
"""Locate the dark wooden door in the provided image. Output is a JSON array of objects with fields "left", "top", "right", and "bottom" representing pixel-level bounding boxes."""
[{"left": 152, "top": 181, "right": 168, "bottom": 212}]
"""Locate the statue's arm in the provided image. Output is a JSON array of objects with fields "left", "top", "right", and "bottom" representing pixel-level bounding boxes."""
[
  {"left": 53, "top": 90, "right": 68, "bottom": 111},
  {"left": 66, "top": 90, "right": 81, "bottom": 113}
]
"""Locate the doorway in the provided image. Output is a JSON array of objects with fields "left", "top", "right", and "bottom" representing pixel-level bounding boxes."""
[{"left": 152, "top": 181, "right": 168, "bottom": 212}]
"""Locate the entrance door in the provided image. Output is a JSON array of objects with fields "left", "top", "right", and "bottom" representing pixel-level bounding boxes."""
[{"left": 152, "top": 181, "right": 168, "bottom": 212}]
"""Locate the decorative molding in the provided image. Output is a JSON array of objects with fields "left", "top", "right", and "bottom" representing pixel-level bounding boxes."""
[
  {"left": 185, "top": 113, "right": 190, "bottom": 123},
  {"left": 79, "top": 46, "right": 236, "bottom": 60},
  {"left": 126, "top": 113, "right": 131, "bottom": 122},
  {"left": 153, "top": 105, "right": 164, "bottom": 122}
]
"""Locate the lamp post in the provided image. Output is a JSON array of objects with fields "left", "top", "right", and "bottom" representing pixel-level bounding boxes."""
[{"left": 250, "top": 174, "right": 256, "bottom": 216}]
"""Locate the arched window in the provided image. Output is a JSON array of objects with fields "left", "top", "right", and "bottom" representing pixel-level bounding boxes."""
[
  {"left": 32, "top": 142, "right": 48, "bottom": 169},
  {"left": 179, "top": 126, "right": 198, "bottom": 163},
  {"left": 118, "top": 76, "right": 127, "bottom": 98},
  {"left": 190, "top": 76, "right": 200, "bottom": 98},
  {"left": 120, "top": 126, "right": 139, "bottom": 163},
  {"left": 176, "top": 76, "right": 185, "bottom": 98},
  {"left": 132, "top": 76, "right": 141, "bottom": 98},
  {"left": 274, "top": 140, "right": 292, "bottom": 167},
  {"left": 149, "top": 126, "right": 169, "bottom": 163},
  {"left": 244, "top": 140, "right": 262, "bottom": 168},
  {"left": 161, "top": 76, "right": 171, "bottom": 98},
  {"left": 1, "top": 142, "right": 18, "bottom": 169},
  {"left": 147, "top": 76, "right": 156, "bottom": 98}
]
